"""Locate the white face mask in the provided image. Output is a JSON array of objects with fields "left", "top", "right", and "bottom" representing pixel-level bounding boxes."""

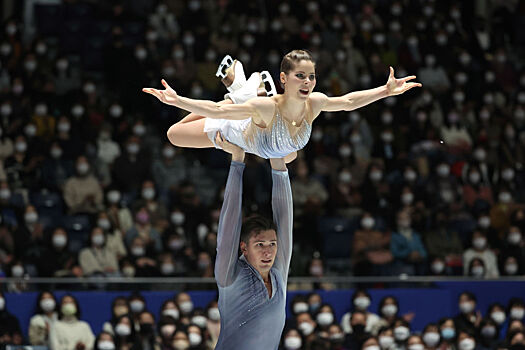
[
  {"left": 97, "top": 219, "right": 111, "bottom": 230},
  {"left": 107, "top": 191, "right": 121, "bottom": 204},
  {"left": 459, "top": 301, "right": 475, "bottom": 314},
  {"left": 491, "top": 311, "right": 506, "bottom": 325},
  {"left": 298, "top": 321, "right": 314, "bottom": 335},
  {"left": 0, "top": 188, "right": 11, "bottom": 200},
  {"left": 505, "top": 263, "right": 518, "bottom": 275},
  {"left": 77, "top": 163, "right": 89, "bottom": 175},
  {"left": 92, "top": 234, "right": 105, "bottom": 246},
  {"left": 510, "top": 308, "right": 525, "bottom": 320},
  {"left": 179, "top": 300, "right": 193, "bottom": 314},
  {"left": 316, "top": 312, "right": 334, "bottom": 326},
  {"left": 25, "top": 212, "right": 38, "bottom": 224},
  {"left": 423, "top": 332, "right": 440, "bottom": 347},
  {"left": 459, "top": 338, "right": 475, "bottom": 350},
  {"left": 478, "top": 217, "right": 490, "bottom": 229},
  {"left": 284, "top": 336, "right": 302, "bottom": 350},
  {"left": 382, "top": 304, "right": 397, "bottom": 317},
  {"left": 361, "top": 217, "right": 375, "bottom": 229},
  {"left": 115, "top": 323, "right": 132, "bottom": 336},
  {"left": 98, "top": 341, "right": 115, "bottom": 350},
  {"left": 142, "top": 188, "right": 155, "bottom": 200},
  {"left": 162, "top": 308, "right": 180, "bottom": 320},
  {"left": 408, "top": 344, "right": 424, "bottom": 350},
  {"left": 364, "top": 346, "right": 381, "bottom": 350},
  {"left": 379, "top": 336, "right": 394, "bottom": 349},
  {"left": 208, "top": 307, "right": 220, "bottom": 321},
  {"left": 394, "top": 326, "right": 410, "bottom": 341},
  {"left": 472, "top": 237, "right": 487, "bottom": 250},
  {"left": 354, "top": 297, "right": 371, "bottom": 310},
  {"left": 191, "top": 315, "right": 207, "bottom": 328},
  {"left": 188, "top": 333, "right": 202, "bottom": 346},
  {"left": 471, "top": 266, "right": 484, "bottom": 277},
  {"left": 0, "top": 298, "right": 4, "bottom": 310},
  {"left": 53, "top": 234, "right": 67, "bottom": 248},
  {"left": 293, "top": 302, "right": 309, "bottom": 314},
  {"left": 431, "top": 261, "right": 445, "bottom": 274},
  {"left": 40, "top": 298, "right": 56, "bottom": 312},
  {"left": 129, "top": 300, "right": 144, "bottom": 313},
  {"left": 12, "top": 265, "right": 24, "bottom": 277}
]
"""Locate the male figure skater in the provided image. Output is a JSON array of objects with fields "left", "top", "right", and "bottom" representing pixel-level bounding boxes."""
[{"left": 213, "top": 132, "right": 292, "bottom": 350}]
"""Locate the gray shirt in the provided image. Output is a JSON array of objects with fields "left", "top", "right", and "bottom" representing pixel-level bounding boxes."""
[{"left": 214, "top": 161, "right": 293, "bottom": 350}]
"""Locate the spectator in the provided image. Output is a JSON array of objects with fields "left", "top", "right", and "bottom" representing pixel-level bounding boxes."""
[
  {"left": 157, "top": 315, "right": 177, "bottom": 350},
  {"left": 113, "top": 314, "right": 136, "bottom": 350},
  {"left": 315, "top": 304, "right": 337, "bottom": 331},
  {"left": 96, "top": 211, "right": 127, "bottom": 260},
  {"left": 206, "top": 300, "right": 220, "bottom": 349},
  {"left": 39, "top": 227, "right": 80, "bottom": 277},
  {"left": 281, "top": 328, "right": 303, "bottom": 350},
  {"left": 463, "top": 231, "right": 499, "bottom": 277},
  {"left": 29, "top": 291, "right": 58, "bottom": 346},
  {"left": 94, "top": 332, "right": 116, "bottom": 350},
  {"left": 439, "top": 318, "right": 458, "bottom": 349},
  {"left": 344, "top": 310, "right": 370, "bottom": 350},
  {"left": 456, "top": 330, "right": 476, "bottom": 350},
  {"left": 125, "top": 207, "right": 162, "bottom": 253},
  {"left": 0, "top": 292, "right": 23, "bottom": 342},
  {"left": 79, "top": 227, "right": 120, "bottom": 276},
  {"left": 424, "top": 211, "right": 463, "bottom": 271},
  {"left": 105, "top": 189, "right": 134, "bottom": 234},
  {"left": 63, "top": 155, "right": 104, "bottom": 215},
  {"left": 454, "top": 292, "right": 479, "bottom": 335},
  {"left": 378, "top": 327, "right": 395, "bottom": 350},
  {"left": 102, "top": 296, "right": 131, "bottom": 334},
  {"left": 391, "top": 209, "right": 427, "bottom": 275},
  {"left": 406, "top": 335, "right": 425, "bottom": 350},
  {"left": 49, "top": 294, "right": 95, "bottom": 350},
  {"left": 295, "top": 311, "right": 317, "bottom": 346},
  {"left": 341, "top": 290, "right": 381, "bottom": 335},
  {"left": 151, "top": 142, "right": 188, "bottom": 201},
  {"left": 477, "top": 318, "right": 499, "bottom": 350},
  {"left": 392, "top": 318, "right": 411, "bottom": 350},
  {"left": 421, "top": 324, "right": 441, "bottom": 350},
  {"left": 131, "top": 311, "right": 159, "bottom": 350},
  {"left": 353, "top": 213, "right": 393, "bottom": 276},
  {"left": 133, "top": 180, "right": 169, "bottom": 233}
]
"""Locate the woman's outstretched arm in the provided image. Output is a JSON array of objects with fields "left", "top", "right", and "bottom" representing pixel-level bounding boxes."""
[
  {"left": 311, "top": 67, "right": 422, "bottom": 114},
  {"left": 143, "top": 79, "right": 274, "bottom": 122}
]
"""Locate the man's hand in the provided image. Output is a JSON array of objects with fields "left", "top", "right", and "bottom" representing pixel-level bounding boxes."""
[
  {"left": 142, "top": 79, "right": 179, "bottom": 106},
  {"left": 215, "top": 132, "right": 245, "bottom": 162},
  {"left": 385, "top": 67, "right": 422, "bottom": 96}
]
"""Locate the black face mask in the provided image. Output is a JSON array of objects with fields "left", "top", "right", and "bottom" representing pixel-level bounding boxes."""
[
  {"left": 352, "top": 324, "right": 366, "bottom": 335},
  {"left": 139, "top": 323, "right": 154, "bottom": 335}
]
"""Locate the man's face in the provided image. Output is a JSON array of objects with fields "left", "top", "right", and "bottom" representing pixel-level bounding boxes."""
[{"left": 241, "top": 229, "right": 278, "bottom": 274}]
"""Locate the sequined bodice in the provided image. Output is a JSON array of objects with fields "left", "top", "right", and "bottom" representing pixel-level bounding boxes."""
[{"left": 243, "top": 109, "right": 312, "bottom": 159}]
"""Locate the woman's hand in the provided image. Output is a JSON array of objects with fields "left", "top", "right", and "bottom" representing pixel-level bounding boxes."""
[
  {"left": 385, "top": 67, "right": 422, "bottom": 96},
  {"left": 142, "top": 79, "right": 178, "bottom": 105},
  {"left": 215, "top": 132, "right": 245, "bottom": 162}
]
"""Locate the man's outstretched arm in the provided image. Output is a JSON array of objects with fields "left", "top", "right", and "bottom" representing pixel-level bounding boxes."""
[
  {"left": 270, "top": 158, "right": 293, "bottom": 284},
  {"left": 214, "top": 133, "right": 245, "bottom": 287}
]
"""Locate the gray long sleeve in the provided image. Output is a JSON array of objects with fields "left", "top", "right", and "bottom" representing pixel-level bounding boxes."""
[
  {"left": 214, "top": 161, "right": 244, "bottom": 287},
  {"left": 271, "top": 169, "right": 293, "bottom": 285}
]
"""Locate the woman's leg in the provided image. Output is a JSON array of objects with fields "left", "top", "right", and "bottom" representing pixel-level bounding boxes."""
[
  {"left": 167, "top": 99, "right": 234, "bottom": 148},
  {"left": 167, "top": 118, "right": 214, "bottom": 148}
]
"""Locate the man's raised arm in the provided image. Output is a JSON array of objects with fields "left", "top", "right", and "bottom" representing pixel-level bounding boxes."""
[{"left": 214, "top": 134, "right": 245, "bottom": 287}]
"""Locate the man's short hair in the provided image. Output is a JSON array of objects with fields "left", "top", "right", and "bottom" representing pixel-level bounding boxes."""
[{"left": 240, "top": 214, "right": 277, "bottom": 244}]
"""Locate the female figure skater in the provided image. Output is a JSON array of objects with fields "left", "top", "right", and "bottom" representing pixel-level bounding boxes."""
[{"left": 143, "top": 50, "right": 421, "bottom": 162}]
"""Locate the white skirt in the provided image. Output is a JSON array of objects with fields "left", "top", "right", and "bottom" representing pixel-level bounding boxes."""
[{"left": 203, "top": 117, "right": 251, "bottom": 150}]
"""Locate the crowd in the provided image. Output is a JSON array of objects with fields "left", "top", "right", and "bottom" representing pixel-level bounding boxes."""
[
  {"left": 0, "top": 0, "right": 524, "bottom": 291},
  {"left": 1, "top": 289, "right": 525, "bottom": 350}
]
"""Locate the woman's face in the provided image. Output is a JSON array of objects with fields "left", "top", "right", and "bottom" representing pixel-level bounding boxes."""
[
  {"left": 441, "top": 319, "right": 454, "bottom": 329},
  {"left": 99, "top": 333, "right": 112, "bottom": 342},
  {"left": 281, "top": 60, "right": 316, "bottom": 99}
]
